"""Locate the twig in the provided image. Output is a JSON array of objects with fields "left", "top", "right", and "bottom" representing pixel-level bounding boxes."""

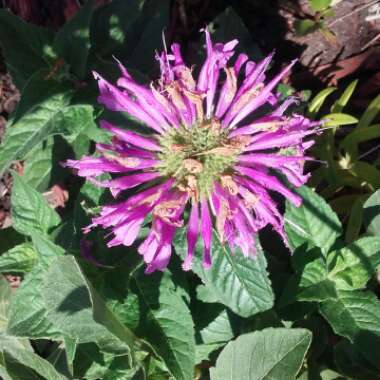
[
  {"left": 358, "top": 142, "right": 380, "bottom": 160},
  {"left": 327, "top": 0, "right": 378, "bottom": 28},
  {"left": 361, "top": 32, "right": 380, "bottom": 51}
]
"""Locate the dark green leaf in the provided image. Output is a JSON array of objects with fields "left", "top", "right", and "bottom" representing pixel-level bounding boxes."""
[
  {"left": 54, "top": 0, "right": 94, "bottom": 78},
  {"left": 133, "top": 269, "right": 195, "bottom": 380},
  {"left": 358, "top": 93, "right": 380, "bottom": 129},
  {"left": 0, "top": 10, "right": 55, "bottom": 88},
  {"left": 210, "top": 328, "right": 312, "bottom": 380},
  {"left": 174, "top": 230, "right": 274, "bottom": 318}
]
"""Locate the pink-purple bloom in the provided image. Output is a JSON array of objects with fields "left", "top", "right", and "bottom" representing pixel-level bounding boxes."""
[{"left": 65, "top": 29, "right": 320, "bottom": 273}]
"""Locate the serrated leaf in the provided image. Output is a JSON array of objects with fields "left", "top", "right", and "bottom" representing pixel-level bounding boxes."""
[
  {"left": 6, "top": 235, "right": 64, "bottom": 339},
  {"left": 0, "top": 243, "right": 38, "bottom": 274},
  {"left": 133, "top": 269, "right": 195, "bottom": 380},
  {"left": 0, "top": 275, "right": 11, "bottom": 332},
  {"left": 0, "top": 10, "right": 55, "bottom": 88},
  {"left": 280, "top": 258, "right": 337, "bottom": 305},
  {"left": 322, "top": 113, "right": 358, "bottom": 127},
  {"left": 285, "top": 186, "right": 342, "bottom": 255},
  {"left": 319, "top": 289, "right": 380, "bottom": 341},
  {"left": 42, "top": 255, "right": 136, "bottom": 356},
  {"left": 210, "top": 328, "right": 312, "bottom": 380},
  {"left": 0, "top": 71, "right": 72, "bottom": 176},
  {"left": 0, "top": 336, "right": 68, "bottom": 380},
  {"left": 363, "top": 189, "right": 380, "bottom": 236},
  {"left": 54, "top": 0, "right": 94, "bottom": 78},
  {"left": 11, "top": 173, "right": 60, "bottom": 236},
  {"left": 327, "top": 237, "right": 380, "bottom": 290},
  {"left": 174, "top": 230, "right": 274, "bottom": 318}
]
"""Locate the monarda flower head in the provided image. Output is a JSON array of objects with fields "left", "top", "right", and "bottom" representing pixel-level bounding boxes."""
[{"left": 65, "top": 29, "right": 320, "bottom": 273}]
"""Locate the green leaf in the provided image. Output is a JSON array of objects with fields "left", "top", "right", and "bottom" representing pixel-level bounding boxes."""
[
  {"left": 196, "top": 284, "right": 218, "bottom": 303},
  {"left": 0, "top": 275, "right": 11, "bottom": 332},
  {"left": 294, "top": 19, "right": 320, "bottom": 36},
  {"left": 0, "top": 243, "right": 38, "bottom": 274},
  {"left": 280, "top": 258, "right": 337, "bottom": 304},
  {"left": 363, "top": 189, "right": 380, "bottom": 236},
  {"left": 0, "top": 10, "right": 55, "bottom": 88},
  {"left": 91, "top": 0, "right": 170, "bottom": 74},
  {"left": 0, "top": 336, "right": 68, "bottom": 380},
  {"left": 198, "top": 308, "right": 235, "bottom": 345},
  {"left": 327, "top": 237, "right": 380, "bottom": 290},
  {"left": 331, "top": 79, "right": 358, "bottom": 113},
  {"left": 0, "top": 228, "right": 25, "bottom": 256},
  {"left": 0, "top": 71, "right": 72, "bottom": 176},
  {"left": 42, "top": 255, "right": 136, "bottom": 356},
  {"left": 53, "top": 0, "right": 94, "bottom": 78},
  {"left": 6, "top": 235, "right": 64, "bottom": 339},
  {"left": 344, "top": 196, "right": 365, "bottom": 243},
  {"left": 334, "top": 340, "right": 380, "bottom": 380},
  {"left": 133, "top": 269, "right": 195, "bottom": 380},
  {"left": 210, "top": 328, "right": 312, "bottom": 380},
  {"left": 309, "top": 0, "right": 332, "bottom": 12},
  {"left": 319, "top": 289, "right": 380, "bottom": 341},
  {"left": 358, "top": 93, "right": 380, "bottom": 129},
  {"left": 210, "top": 7, "right": 262, "bottom": 61},
  {"left": 174, "top": 230, "right": 274, "bottom": 318},
  {"left": 11, "top": 173, "right": 60, "bottom": 236},
  {"left": 322, "top": 113, "right": 358, "bottom": 127},
  {"left": 308, "top": 87, "right": 336, "bottom": 116},
  {"left": 285, "top": 186, "right": 342, "bottom": 255}
]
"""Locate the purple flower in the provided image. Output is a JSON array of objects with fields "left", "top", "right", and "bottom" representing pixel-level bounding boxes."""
[{"left": 65, "top": 29, "right": 320, "bottom": 273}]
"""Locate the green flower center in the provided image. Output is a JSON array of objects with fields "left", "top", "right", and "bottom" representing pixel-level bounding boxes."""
[{"left": 157, "top": 119, "right": 241, "bottom": 196}]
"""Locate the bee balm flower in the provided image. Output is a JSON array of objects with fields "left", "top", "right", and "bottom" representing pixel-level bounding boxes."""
[{"left": 65, "top": 29, "right": 319, "bottom": 273}]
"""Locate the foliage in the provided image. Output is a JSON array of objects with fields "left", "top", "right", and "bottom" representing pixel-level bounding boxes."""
[
  {"left": 0, "top": 2, "right": 379, "bottom": 379},
  {"left": 308, "top": 81, "right": 380, "bottom": 243}
]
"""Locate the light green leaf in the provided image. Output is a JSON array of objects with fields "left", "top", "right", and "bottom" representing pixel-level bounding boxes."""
[
  {"left": 0, "top": 275, "right": 11, "bottom": 332},
  {"left": 198, "top": 309, "right": 235, "bottom": 345},
  {"left": 0, "top": 243, "right": 38, "bottom": 274},
  {"left": 309, "top": 0, "right": 332, "bottom": 12},
  {"left": 133, "top": 269, "right": 195, "bottom": 380},
  {"left": 196, "top": 284, "right": 218, "bottom": 303},
  {"left": 322, "top": 113, "right": 358, "bottom": 127},
  {"left": 327, "top": 237, "right": 380, "bottom": 290},
  {"left": 319, "top": 289, "right": 380, "bottom": 341},
  {"left": 308, "top": 87, "right": 336, "bottom": 116},
  {"left": 42, "top": 255, "right": 136, "bottom": 356},
  {"left": 285, "top": 186, "right": 342, "bottom": 255},
  {"left": 363, "top": 189, "right": 380, "bottom": 236},
  {"left": 294, "top": 19, "right": 320, "bottom": 36},
  {"left": 195, "top": 343, "right": 224, "bottom": 365},
  {"left": 53, "top": 0, "right": 94, "bottom": 78},
  {"left": 11, "top": 173, "right": 60, "bottom": 236},
  {"left": 0, "top": 10, "right": 55, "bottom": 88},
  {"left": 210, "top": 328, "right": 312, "bottom": 380},
  {"left": 331, "top": 79, "right": 358, "bottom": 113},
  {"left": 358, "top": 93, "right": 380, "bottom": 129},
  {"left": 174, "top": 230, "right": 274, "bottom": 318}
]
